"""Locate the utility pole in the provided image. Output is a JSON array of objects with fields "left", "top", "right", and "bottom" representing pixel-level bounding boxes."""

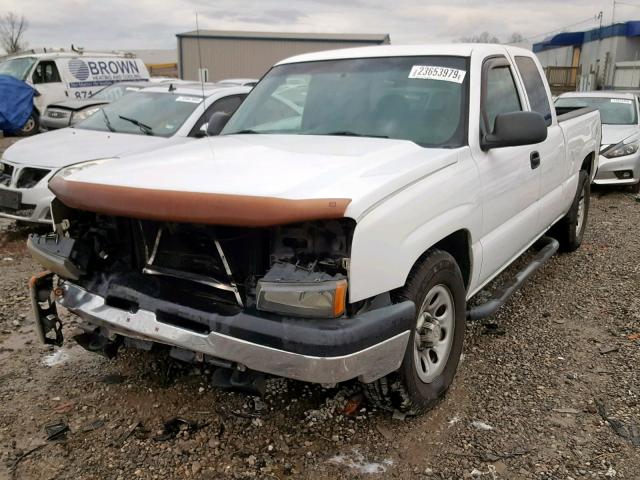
[{"left": 612, "top": 0, "right": 616, "bottom": 25}]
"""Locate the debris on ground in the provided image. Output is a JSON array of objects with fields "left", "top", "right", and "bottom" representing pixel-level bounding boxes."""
[
  {"left": 595, "top": 399, "right": 640, "bottom": 446},
  {"left": 153, "top": 417, "right": 207, "bottom": 441},
  {"left": 328, "top": 449, "right": 393, "bottom": 474},
  {"left": 44, "top": 421, "right": 69, "bottom": 442},
  {"left": 52, "top": 401, "right": 74, "bottom": 414},
  {"left": 81, "top": 419, "right": 105, "bottom": 433},
  {"left": 472, "top": 421, "right": 495, "bottom": 431},
  {"left": 599, "top": 345, "right": 620, "bottom": 355},
  {"left": 9, "top": 443, "right": 47, "bottom": 480},
  {"left": 342, "top": 393, "right": 364, "bottom": 415},
  {"left": 481, "top": 322, "right": 506, "bottom": 336},
  {"left": 111, "top": 421, "right": 142, "bottom": 447}
]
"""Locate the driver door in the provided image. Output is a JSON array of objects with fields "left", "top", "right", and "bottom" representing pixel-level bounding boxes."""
[
  {"left": 472, "top": 56, "right": 543, "bottom": 287},
  {"left": 31, "top": 60, "right": 68, "bottom": 111}
]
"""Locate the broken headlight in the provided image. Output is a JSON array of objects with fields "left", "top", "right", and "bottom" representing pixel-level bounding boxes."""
[
  {"left": 54, "top": 158, "right": 112, "bottom": 179},
  {"left": 256, "top": 278, "right": 347, "bottom": 318}
]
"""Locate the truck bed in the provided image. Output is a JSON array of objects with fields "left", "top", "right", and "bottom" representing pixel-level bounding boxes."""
[{"left": 555, "top": 106, "right": 599, "bottom": 123}]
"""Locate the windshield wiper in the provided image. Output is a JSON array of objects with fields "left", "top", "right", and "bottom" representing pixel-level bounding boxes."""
[
  {"left": 316, "top": 131, "right": 389, "bottom": 139},
  {"left": 118, "top": 115, "right": 154, "bottom": 135},
  {"left": 100, "top": 109, "right": 115, "bottom": 132}
]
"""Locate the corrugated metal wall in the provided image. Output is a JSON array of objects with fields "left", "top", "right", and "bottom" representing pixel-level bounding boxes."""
[{"left": 179, "top": 37, "right": 383, "bottom": 81}]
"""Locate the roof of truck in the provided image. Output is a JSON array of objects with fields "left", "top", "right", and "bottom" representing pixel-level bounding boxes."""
[{"left": 277, "top": 43, "right": 533, "bottom": 65}]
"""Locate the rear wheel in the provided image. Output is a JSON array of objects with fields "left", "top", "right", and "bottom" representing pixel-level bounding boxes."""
[
  {"left": 551, "top": 170, "right": 590, "bottom": 252},
  {"left": 362, "top": 250, "right": 466, "bottom": 415},
  {"left": 16, "top": 110, "right": 39, "bottom": 137}
]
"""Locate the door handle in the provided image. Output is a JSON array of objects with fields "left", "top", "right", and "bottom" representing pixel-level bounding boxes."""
[{"left": 530, "top": 151, "right": 541, "bottom": 170}]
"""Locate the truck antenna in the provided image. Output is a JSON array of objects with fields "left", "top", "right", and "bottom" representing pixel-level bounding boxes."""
[{"left": 195, "top": 12, "right": 208, "bottom": 136}]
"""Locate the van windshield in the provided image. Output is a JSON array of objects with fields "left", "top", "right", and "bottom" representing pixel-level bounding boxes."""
[
  {"left": 222, "top": 56, "right": 469, "bottom": 148},
  {"left": 74, "top": 91, "right": 203, "bottom": 137},
  {"left": 555, "top": 96, "right": 638, "bottom": 125},
  {"left": 0, "top": 57, "right": 36, "bottom": 81}
]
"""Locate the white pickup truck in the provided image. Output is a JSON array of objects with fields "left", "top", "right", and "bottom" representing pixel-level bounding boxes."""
[{"left": 28, "top": 44, "right": 600, "bottom": 414}]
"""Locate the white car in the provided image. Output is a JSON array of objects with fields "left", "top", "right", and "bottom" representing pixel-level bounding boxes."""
[
  {"left": 556, "top": 91, "right": 640, "bottom": 192},
  {"left": 29, "top": 44, "right": 600, "bottom": 414},
  {"left": 0, "top": 82, "right": 250, "bottom": 223},
  {"left": 0, "top": 51, "right": 150, "bottom": 136}
]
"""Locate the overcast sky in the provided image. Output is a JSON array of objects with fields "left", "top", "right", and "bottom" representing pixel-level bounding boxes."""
[{"left": 4, "top": 0, "right": 639, "bottom": 52}]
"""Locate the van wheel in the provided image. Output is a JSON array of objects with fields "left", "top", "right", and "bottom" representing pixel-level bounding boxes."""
[
  {"left": 16, "top": 110, "right": 39, "bottom": 137},
  {"left": 362, "top": 250, "right": 466, "bottom": 415},
  {"left": 551, "top": 170, "right": 590, "bottom": 252}
]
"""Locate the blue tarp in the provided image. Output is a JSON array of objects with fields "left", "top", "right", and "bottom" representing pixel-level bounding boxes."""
[{"left": 0, "top": 74, "right": 36, "bottom": 132}]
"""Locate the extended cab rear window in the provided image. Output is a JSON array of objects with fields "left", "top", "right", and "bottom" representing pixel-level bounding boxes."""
[
  {"left": 223, "top": 56, "right": 470, "bottom": 148},
  {"left": 515, "top": 56, "right": 552, "bottom": 127}
]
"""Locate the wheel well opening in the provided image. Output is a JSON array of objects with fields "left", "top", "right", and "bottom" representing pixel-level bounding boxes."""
[
  {"left": 581, "top": 153, "right": 594, "bottom": 175},
  {"left": 431, "top": 230, "right": 472, "bottom": 290}
]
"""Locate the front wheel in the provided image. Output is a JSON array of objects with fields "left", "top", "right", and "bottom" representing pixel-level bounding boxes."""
[
  {"left": 16, "top": 110, "right": 40, "bottom": 137},
  {"left": 551, "top": 170, "right": 590, "bottom": 252},
  {"left": 362, "top": 250, "right": 466, "bottom": 415}
]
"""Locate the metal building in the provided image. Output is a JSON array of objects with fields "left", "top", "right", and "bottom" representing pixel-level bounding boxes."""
[
  {"left": 176, "top": 30, "right": 390, "bottom": 82},
  {"left": 534, "top": 21, "right": 640, "bottom": 92}
]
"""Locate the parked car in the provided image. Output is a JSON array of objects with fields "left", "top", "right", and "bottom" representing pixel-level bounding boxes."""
[
  {"left": 41, "top": 79, "right": 185, "bottom": 130},
  {"left": 28, "top": 44, "right": 600, "bottom": 414},
  {"left": 0, "top": 82, "right": 250, "bottom": 224},
  {"left": 556, "top": 91, "right": 640, "bottom": 193},
  {"left": 0, "top": 51, "right": 150, "bottom": 136}
]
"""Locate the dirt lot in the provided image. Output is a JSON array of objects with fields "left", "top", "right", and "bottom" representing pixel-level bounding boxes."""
[{"left": 0, "top": 135, "right": 639, "bottom": 479}]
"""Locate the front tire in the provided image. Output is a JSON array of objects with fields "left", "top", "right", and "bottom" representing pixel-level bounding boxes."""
[
  {"left": 551, "top": 170, "right": 590, "bottom": 252},
  {"left": 363, "top": 250, "right": 466, "bottom": 415},
  {"left": 16, "top": 110, "right": 39, "bottom": 137}
]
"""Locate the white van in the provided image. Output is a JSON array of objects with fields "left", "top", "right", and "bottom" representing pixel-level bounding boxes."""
[{"left": 0, "top": 51, "right": 150, "bottom": 135}]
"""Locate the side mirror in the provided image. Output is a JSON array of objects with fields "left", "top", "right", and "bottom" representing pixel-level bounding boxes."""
[
  {"left": 481, "top": 111, "right": 547, "bottom": 151},
  {"left": 206, "top": 111, "right": 231, "bottom": 136}
]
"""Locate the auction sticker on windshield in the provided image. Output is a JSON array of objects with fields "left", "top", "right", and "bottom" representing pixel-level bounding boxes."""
[
  {"left": 611, "top": 99, "right": 633, "bottom": 104},
  {"left": 409, "top": 66, "right": 466, "bottom": 84},
  {"left": 175, "top": 96, "right": 203, "bottom": 103}
]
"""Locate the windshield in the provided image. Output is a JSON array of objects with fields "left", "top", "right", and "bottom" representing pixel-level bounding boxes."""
[
  {"left": 91, "top": 84, "right": 144, "bottom": 102},
  {"left": 0, "top": 57, "right": 36, "bottom": 81},
  {"left": 223, "top": 56, "right": 469, "bottom": 148},
  {"left": 74, "top": 91, "right": 204, "bottom": 137},
  {"left": 555, "top": 96, "right": 638, "bottom": 125}
]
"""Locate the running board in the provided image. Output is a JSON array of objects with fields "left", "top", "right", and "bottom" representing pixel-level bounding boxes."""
[{"left": 466, "top": 236, "right": 559, "bottom": 321}]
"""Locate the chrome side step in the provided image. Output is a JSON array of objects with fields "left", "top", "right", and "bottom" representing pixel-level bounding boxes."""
[{"left": 467, "top": 236, "right": 559, "bottom": 321}]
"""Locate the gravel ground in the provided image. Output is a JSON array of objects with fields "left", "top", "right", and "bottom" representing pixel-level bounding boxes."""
[{"left": 0, "top": 135, "right": 639, "bottom": 479}]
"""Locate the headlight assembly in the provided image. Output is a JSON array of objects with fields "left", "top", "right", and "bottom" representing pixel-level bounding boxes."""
[
  {"left": 71, "top": 107, "right": 101, "bottom": 125},
  {"left": 256, "top": 279, "right": 347, "bottom": 318},
  {"left": 603, "top": 141, "right": 639, "bottom": 159},
  {"left": 54, "top": 159, "right": 112, "bottom": 179}
]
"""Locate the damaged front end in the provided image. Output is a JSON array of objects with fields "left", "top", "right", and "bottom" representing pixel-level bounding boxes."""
[{"left": 28, "top": 199, "right": 413, "bottom": 385}]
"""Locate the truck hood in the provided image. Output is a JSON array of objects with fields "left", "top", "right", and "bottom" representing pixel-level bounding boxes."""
[
  {"left": 601, "top": 124, "right": 640, "bottom": 146},
  {"left": 51, "top": 134, "right": 460, "bottom": 223},
  {"left": 48, "top": 99, "right": 108, "bottom": 111},
  {"left": 2, "top": 128, "right": 186, "bottom": 169}
]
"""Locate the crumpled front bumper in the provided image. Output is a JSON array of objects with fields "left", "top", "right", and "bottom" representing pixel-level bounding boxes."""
[{"left": 32, "top": 277, "right": 414, "bottom": 384}]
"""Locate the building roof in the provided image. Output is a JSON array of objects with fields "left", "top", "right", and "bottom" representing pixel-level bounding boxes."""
[
  {"left": 176, "top": 30, "right": 390, "bottom": 44},
  {"left": 533, "top": 20, "right": 640, "bottom": 52}
]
